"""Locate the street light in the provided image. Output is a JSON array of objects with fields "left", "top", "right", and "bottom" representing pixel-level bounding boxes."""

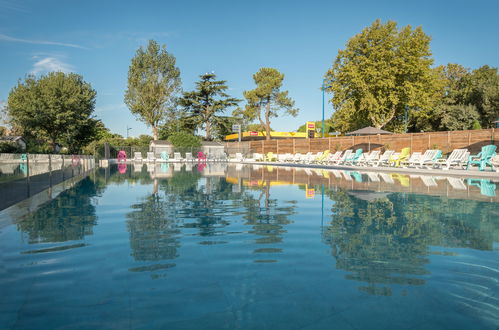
[
  {"left": 126, "top": 125, "right": 132, "bottom": 138},
  {"left": 321, "top": 79, "right": 333, "bottom": 138}
]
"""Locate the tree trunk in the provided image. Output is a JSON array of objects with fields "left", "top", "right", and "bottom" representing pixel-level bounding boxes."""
[
  {"left": 265, "top": 103, "right": 271, "bottom": 141},
  {"left": 206, "top": 121, "right": 211, "bottom": 140},
  {"left": 152, "top": 126, "right": 158, "bottom": 140}
]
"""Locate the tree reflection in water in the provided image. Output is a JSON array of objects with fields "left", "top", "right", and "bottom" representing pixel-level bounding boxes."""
[
  {"left": 322, "top": 188, "right": 498, "bottom": 296},
  {"left": 241, "top": 181, "right": 295, "bottom": 253},
  {"left": 16, "top": 177, "right": 101, "bottom": 244}
]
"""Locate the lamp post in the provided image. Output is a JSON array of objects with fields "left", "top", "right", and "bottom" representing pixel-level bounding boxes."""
[{"left": 126, "top": 125, "right": 132, "bottom": 138}]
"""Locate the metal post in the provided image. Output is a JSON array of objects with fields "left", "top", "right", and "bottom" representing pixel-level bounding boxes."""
[
  {"left": 26, "top": 153, "right": 30, "bottom": 197},
  {"left": 322, "top": 84, "right": 325, "bottom": 138},
  {"left": 238, "top": 125, "right": 241, "bottom": 143},
  {"left": 48, "top": 154, "right": 52, "bottom": 187}
]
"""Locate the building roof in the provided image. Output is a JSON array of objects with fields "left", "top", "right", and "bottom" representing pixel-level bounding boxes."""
[
  {"left": 150, "top": 140, "right": 172, "bottom": 145},
  {"left": 345, "top": 126, "right": 393, "bottom": 136}
]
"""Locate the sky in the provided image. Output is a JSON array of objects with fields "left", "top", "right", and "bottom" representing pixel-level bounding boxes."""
[{"left": 0, "top": 0, "right": 498, "bottom": 137}]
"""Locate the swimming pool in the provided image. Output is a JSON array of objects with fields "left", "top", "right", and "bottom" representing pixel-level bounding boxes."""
[{"left": 0, "top": 164, "right": 498, "bottom": 329}]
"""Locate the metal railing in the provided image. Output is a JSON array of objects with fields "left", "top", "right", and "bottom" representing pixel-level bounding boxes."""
[{"left": 0, "top": 154, "right": 96, "bottom": 211}]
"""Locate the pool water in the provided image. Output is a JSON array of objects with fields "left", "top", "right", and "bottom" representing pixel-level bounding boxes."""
[{"left": 0, "top": 164, "right": 498, "bottom": 329}]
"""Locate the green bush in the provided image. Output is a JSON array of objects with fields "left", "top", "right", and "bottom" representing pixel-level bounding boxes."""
[{"left": 168, "top": 132, "right": 201, "bottom": 148}]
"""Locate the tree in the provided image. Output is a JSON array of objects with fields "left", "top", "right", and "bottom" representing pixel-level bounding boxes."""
[
  {"left": 325, "top": 19, "right": 442, "bottom": 133},
  {"left": 237, "top": 68, "right": 298, "bottom": 140},
  {"left": 167, "top": 131, "right": 201, "bottom": 148},
  {"left": 179, "top": 73, "right": 239, "bottom": 140},
  {"left": 462, "top": 65, "right": 499, "bottom": 128},
  {"left": 125, "top": 40, "right": 181, "bottom": 140},
  {"left": 7, "top": 72, "right": 97, "bottom": 152}
]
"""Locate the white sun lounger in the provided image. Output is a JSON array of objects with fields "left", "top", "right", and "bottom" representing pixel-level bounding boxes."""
[
  {"left": 432, "top": 149, "right": 469, "bottom": 170},
  {"left": 145, "top": 152, "right": 155, "bottom": 162},
  {"left": 173, "top": 152, "right": 183, "bottom": 162},
  {"left": 332, "top": 150, "right": 352, "bottom": 165},
  {"left": 369, "top": 150, "right": 394, "bottom": 167},
  {"left": 133, "top": 152, "right": 143, "bottom": 162}
]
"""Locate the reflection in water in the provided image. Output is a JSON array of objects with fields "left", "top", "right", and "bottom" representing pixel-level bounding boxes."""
[
  {"left": 4, "top": 163, "right": 498, "bottom": 328},
  {"left": 322, "top": 188, "right": 498, "bottom": 296},
  {"left": 16, "top": 177, "right": 100, "bottom": 243}
]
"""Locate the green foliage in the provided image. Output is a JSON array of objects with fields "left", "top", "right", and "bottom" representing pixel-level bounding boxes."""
[
  {"left": 179, "top": 73, "right": 240, "bottom": 140},
  {"left": 0, "top": 126, "right": 6, "bottom": 136},
  {"left": 124, "top": 40, "right": 181, "bottom": 139},
  {"left": 7, "top": 72, "right": 97, "bottom": 153},
  {"left": 414, "top": 63, "right": 499, "bottom": 131},
  {"left": 246, "top": 123, "right": 269, "bottom": 132},
  {"left": 0, "top": 141, "right": 22, "bottom": 153},
  {"left": 82, "top": 134, "right": 152, "bottom": 156},
  {"left": 167, "top": 131, "right": 201, "bottom": 148},
  {"left": 158, "top": 116, "right": 196, "bottom": 140},
  {"left": 462, "top": 65, "right": 499, "bottom": 128},
  {"left": 297, "top": 119, "right": 333, "bottom": 133},
  {"left": 236, "top": 67, "right": 298, "bottom": 140},
  {"left": 325, "top": 19, "right": 441, "bottom": 133},
  {"left": 472, "top": 120, "right": 482, "bottom": 130}
]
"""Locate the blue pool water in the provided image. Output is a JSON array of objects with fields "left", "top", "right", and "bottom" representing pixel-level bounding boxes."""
[{"left": 0, "top": 164, "right": 498, "bottom": 329}]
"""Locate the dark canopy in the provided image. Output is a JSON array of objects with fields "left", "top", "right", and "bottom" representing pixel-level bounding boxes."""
[{"left": 345, "top": 126, "right": 393, "bottom": 136}]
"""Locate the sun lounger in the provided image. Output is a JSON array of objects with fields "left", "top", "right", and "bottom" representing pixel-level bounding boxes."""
[
  {"left": 389, "top": 147, "right": 410, "bottom": 167},
  {"left": 432, "top": 149, "right": 468, "bottom": 170},
  {"left": 401, "top": 152, "right": 422, "bottom": 167},
  {"left": 357, "top": 150, "right": 380, "bottom": 166},
  {"left": 173, "top": 152, "right": 183, "bottom": 162},
  {"left": 300, "top": 152, "right": 315, "bottom": 164},
  {"left": 326, "top": 151, "right": 342, "bottom": 164},
  {"left": 265, "top": 152, "right": 277, "bottom": 162},
  {"left": 313, "top": 150, "right": 331, "bottom": 164},
  {"left": 466, "top": 145, "right": 496, "bottom": 171},
  {"left": 185, "top": 152, "right": 194, "bottom": 162},
  {"left": 369, "top": 150, "right": 394, "bottom": 167},
  {"left": 290, "top": 153, "right": 302, "bottom": 163},
  {"left": 133, "top": 152, "right": 143, "bottom": 162},
  {"left": 417, "top": 150, "right": 442, "bottom": 168},
  {"left": 332, "top": 150, "right": 352, "bottom": 165},
  {"left": 145, "top": 152, "right": 155, "bottom": 162},
  {"left": 343, "top": 149, "right": 363, "bottom": 165}
]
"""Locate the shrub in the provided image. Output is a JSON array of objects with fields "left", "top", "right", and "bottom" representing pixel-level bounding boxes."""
[{"left": 168, "top": 132, "right": 201, "bottom": 148}]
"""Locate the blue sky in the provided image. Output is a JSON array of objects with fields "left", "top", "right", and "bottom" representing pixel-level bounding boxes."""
[{"left": 1, "top": 0, "right": 498, "bottom": 137}]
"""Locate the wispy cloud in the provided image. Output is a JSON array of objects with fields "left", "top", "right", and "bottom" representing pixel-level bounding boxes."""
[
  {"left": 0, "top": 33, "right": 85, "bottom": 49},
  {"left": 31, "top": 57, "right": 74, "bottom": 75}
]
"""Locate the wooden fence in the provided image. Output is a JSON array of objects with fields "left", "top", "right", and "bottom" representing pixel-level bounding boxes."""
[{"left": 224, "top": 128, "right": 498, "bottom": 155}]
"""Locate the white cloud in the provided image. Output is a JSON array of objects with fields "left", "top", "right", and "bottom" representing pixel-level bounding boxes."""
[
  {"left": 31, "top": 57, "right": 74, "bottom": 75},
  {"left": 0, "top": 33, "right": 85, "bottom": 49}
]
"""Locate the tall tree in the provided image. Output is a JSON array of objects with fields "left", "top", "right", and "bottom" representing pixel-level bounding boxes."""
[
  {"left": 325, "top": 19, "right": 441, "bottom": 133},
  {"left": 237, "top": 68, "right": 298, "bottom": 140},
  {"left": 462, "top": 65, "right": 499, "bottom": 128},
  {"left": 7, "top": 72, "right": 97, "bottom": 152},
  {"left": 125, "top": 40, "right": 181, "bottom": 140},
  {"left": 179, "top": 73, "right": 239, "bottom": 140}
]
